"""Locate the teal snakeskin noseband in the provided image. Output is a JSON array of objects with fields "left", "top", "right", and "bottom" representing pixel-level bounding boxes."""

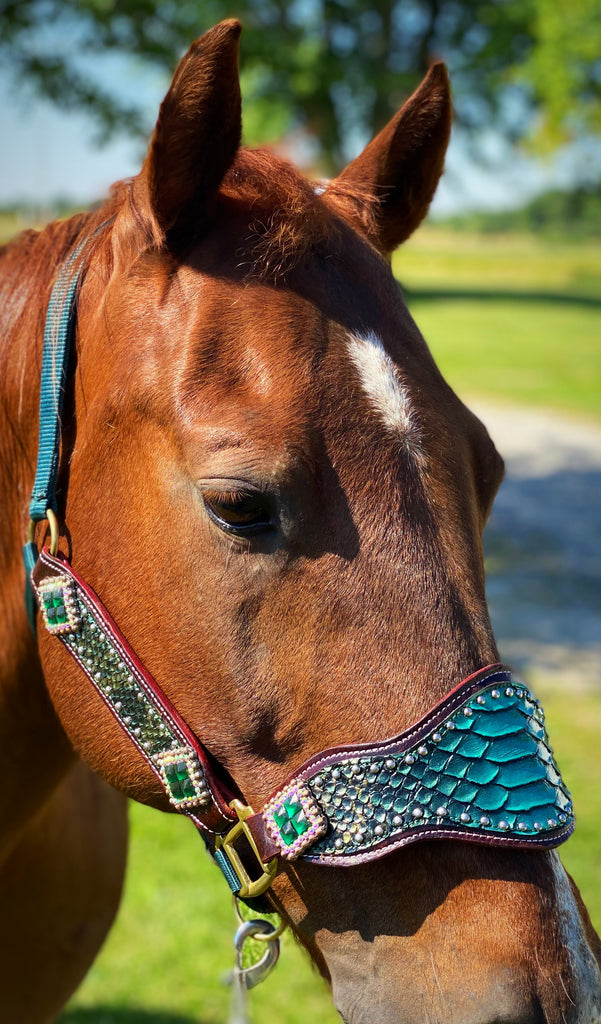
[{"left": 256, "top": 666, "right": 574, "bottom": 866}]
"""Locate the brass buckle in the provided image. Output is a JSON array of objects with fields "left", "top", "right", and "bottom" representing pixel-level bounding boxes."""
[{"left": 215, "top": 799, "right": 278, "bottom": 899}]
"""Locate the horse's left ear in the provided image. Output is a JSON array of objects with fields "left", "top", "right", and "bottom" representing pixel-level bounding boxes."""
[
  {"left": 332, "top": 64, "right": 452, "bottom": 256},
  {"left": 136, "top": 19, "right": 242, "bottom": 241}
]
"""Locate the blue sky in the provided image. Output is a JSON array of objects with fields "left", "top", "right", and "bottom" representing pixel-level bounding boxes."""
[{"left": 0, "top": 61, "right": 588, "bottom": 216}]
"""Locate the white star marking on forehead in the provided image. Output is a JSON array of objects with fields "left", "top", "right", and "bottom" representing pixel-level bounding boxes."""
[{"left": 347, "top": 330, "right": 422, "bottom": 454}]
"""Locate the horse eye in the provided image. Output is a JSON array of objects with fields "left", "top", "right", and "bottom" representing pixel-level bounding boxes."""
[{"left": 203, "top": 490, "right": 273, "bottom": 536}]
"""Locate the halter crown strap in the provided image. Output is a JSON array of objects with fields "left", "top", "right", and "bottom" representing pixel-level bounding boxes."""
[{"left": 29, "top": 237, "right": 90, "bottom": 521}]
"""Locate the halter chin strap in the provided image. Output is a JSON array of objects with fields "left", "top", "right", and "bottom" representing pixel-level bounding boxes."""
[{"left": 26, "top": 234, "right": 575, "bottom": 902}]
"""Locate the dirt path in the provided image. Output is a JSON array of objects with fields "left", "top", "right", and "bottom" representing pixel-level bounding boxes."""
[{"left": 471, "top": 401, "right": 601, "bottom": 692}]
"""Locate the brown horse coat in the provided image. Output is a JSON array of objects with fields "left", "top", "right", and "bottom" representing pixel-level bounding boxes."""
[{"left": 1, "top": 20, "right": 600, "bottom": 1024}]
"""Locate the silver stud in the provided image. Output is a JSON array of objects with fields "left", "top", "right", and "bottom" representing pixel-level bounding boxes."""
[
  {"left": 498, "top": 820, "right": 509, "bottom": 830},
  {"left": 417, "top": 746, "right": 428, "bottom": 757},
  {"left": 411, "top": 807, "right": 423, "bottom": 819},
  {"left": 533, "top": 821, "right": 543, "bottom": 831},
  {"left": 445, "top": 720, "right": 456, "bottom": 730},
  {"left": 133, "top": 728, "right": 141, "bottom": 737},
  {"left": 436, "top": 806, "right": 448, "bottom": 817},
  {"left": 128, "top": 674, "right": 134, "bottom": 683},
  {"left": 505, "top": 687, "right": 514, "bottom": 697},
  {"left": 334, "top": 837, "right": 343, "bottom": 849},
  {"left": 517, "top": 822, "right": 528, "bottom": 832},
  {"left": 94, "top": 671, "right": 102, "bottom": 681},
  {"left": 432, "top": 732, "right": 442, "bottom": 743},
  {"left": 491, "top": 689, "right": 500, "bottom": 698},
  {"left": 114, "top": 701, "right": 122, "bottom": 711},
  {"left": 374, "top": 824, "right": 384, "bottom": 836},
  {"left": 479, "top": 815, "right": 490, "bottom": 826},
  {"left": 392, "top": 814, "right": 403, "bottom": 826},
  {"left": 404, "top": 754, "right": 415, "bottom": 765},
  {"left": 548, "top": 818, "right": 558, "bottom": 828},
  {"left": 123, "top": 716, "right": 131, "bottom": 726},
  {"left": 463, "top": 707, "right": 473, "bottom": 717},
  {"left": 558, "top": 813, "right": 567, "bottom": 823},
  {"left": 516, "top": 689, "right": 524, "bottom": 698},
  {"left": 460, "top": 812, "right": 471, "bottom": 823},
  {"left": 137, "top": 692, "right": 145, "bottom": 701},
  {"left": 385, "top": 758, "right": 395, "bottom": 770},
  {"left": 476, "top": 695, "right": 486, "bottom": 705},
  {"left": 332, "top": 769, "right": 340, "bottom": 780}
]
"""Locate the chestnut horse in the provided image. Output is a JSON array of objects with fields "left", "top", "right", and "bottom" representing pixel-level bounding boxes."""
[{"left": 1, "top": 19, "right": 600, "bottom": 1024}]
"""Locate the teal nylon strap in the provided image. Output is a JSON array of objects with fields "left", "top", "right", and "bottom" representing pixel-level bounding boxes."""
[
  {"left": 213, "top": 848, "right": 242, "bottom": 894},
  {"left": 29, "top": 236, "right": 89, "bottom": 521}
]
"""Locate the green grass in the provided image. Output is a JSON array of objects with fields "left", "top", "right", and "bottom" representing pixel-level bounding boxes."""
[
  {"left": 395, "top": 227, "right": 601, "bottom": 299},
  {"left": 407, "top": 297, "right": 600, "bottom": 419},
  {"left": 59, "top": 684, "right": 600, "bottom": 1024},
  {"left": 393, "top": 227, "right": 601, "bottom": 422}
]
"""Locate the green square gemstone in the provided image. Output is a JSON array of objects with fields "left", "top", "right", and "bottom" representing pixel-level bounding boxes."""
[
  {"left": 182, "top": 777, "right": 196, "bottom": 798},
  {"left": 280, "top": 820, "right": 297, "bottom": 845},
  {"left": 291, "top": 809, "right": 310, "bottom": 835},
  {"left": 284, "top": 796, "right": 302, "bottom": 817},
  {"left": 164, "top": 762, "right": 185, "bottom": 800},
  {"left": 272, "top": 805, "right": 290, "bottom": 830}
]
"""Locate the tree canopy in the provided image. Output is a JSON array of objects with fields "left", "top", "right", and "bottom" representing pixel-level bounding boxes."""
[{"left": 1, "top": 0, "right": 600, "bottom": 171}]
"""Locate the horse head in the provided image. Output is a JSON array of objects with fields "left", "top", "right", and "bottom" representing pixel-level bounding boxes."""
[{"left": 11, "top": 20, "right": 601, "bottom": 1024}]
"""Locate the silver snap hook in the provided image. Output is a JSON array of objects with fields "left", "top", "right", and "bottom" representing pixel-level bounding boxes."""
[{"left": 233, "top": 919, "right": 281, "bottom": 989}]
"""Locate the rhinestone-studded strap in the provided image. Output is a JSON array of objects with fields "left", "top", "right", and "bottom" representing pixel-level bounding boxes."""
[
  {"left": 252, "top": 666, "right": 575, "bottom": 865},
  {"left": 31, "top": 549, "right": 575, "bottom": 874},
  {"left": 32, "top": 547, "right": 237, "bottom": 836}
]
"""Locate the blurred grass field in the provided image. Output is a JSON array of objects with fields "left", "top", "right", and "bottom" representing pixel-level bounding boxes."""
[
  {"left": 394, "top": 228, "right": 601, "bottom": 422},
  {"left": 3, "top": 211, "right": 597, "bottom": 1022}
]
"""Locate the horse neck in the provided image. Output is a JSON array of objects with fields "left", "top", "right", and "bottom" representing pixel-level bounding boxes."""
[
  {"left": 0, "top": 217, "right": 103, "bottom": 832},
  {"left": 0, "top": 215, "right": 93, "bottom": 567}
]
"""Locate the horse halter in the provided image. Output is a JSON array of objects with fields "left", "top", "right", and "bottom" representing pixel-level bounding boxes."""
[{"left": 25, "top": 233, "right": 575, "bottom": 904}]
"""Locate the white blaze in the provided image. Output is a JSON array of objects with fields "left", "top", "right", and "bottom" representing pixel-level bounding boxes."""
[{"left": 347, "top": 330, "right": 422, "bottom": 454}]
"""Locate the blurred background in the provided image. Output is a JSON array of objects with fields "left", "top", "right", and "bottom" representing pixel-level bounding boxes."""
[{"left": 1, "top": 2, "right": 599, "bottom": 1022}]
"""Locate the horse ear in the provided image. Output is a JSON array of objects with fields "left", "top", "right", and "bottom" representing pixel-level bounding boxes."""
[
  {"left": 332, "top": 64, "right": 452, "bottom": 256},
  {"left": 137, "top": 20, "right": 242, "bottom": 241}
]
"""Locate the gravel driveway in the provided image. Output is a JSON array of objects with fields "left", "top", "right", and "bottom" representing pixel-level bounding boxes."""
[{"left": 471, "top": 401, "right": 601, "bottom": 693}]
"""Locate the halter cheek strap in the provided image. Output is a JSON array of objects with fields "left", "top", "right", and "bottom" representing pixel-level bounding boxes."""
[{"left": 25, "top": 234, "right": 576, "bottom": 903}]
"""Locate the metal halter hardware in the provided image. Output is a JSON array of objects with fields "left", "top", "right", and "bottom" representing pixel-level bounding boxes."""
[{"left": 25, "top": 234, "right": 575, "bottom": 903}]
